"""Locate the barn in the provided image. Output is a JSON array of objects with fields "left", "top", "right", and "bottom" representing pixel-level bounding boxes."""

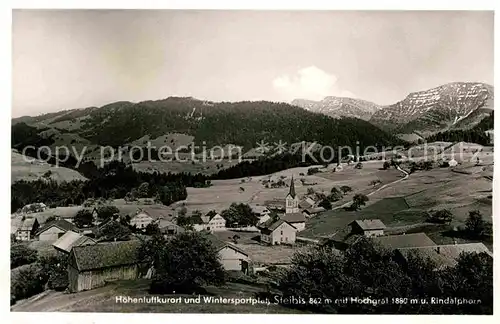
[
  {"left": 36, "top": 219, "right": 79, "bottom": 241},
  {"left": 204, "top": 233, "right": 250, "bottom": 271},
  {"left": 67, "top": 240, "right": 144, "bottom": 293}
]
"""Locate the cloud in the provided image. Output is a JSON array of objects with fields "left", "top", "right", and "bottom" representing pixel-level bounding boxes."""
[{"left": 272, "top": 66, "right": 354, "bottom": 101}]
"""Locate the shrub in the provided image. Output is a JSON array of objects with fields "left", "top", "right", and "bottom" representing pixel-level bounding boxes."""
[{"left": 11, "top": 244, "right": 38, "bottom": 269}]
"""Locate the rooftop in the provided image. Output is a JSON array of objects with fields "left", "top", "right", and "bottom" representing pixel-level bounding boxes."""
[
  {"left": 53, "top": 230, "right": 96, "bottom": 253},
  {"left": 350, "top": 219, "right": 386, "bottom": 231},
  {"left": 37, "top": 219, "right": 78, "bottom": 235},
  {"left": 397, "top": 243, "right": 492, "bottom": 269},
  {"left": 372, "top": 233, "right": 436, "bottom": 250},
  {"left": 71, "top": 240, "right": 142, "bottom": 271},
  {"left": 281, "top": 212, "right": 306, "bottom": 223}
]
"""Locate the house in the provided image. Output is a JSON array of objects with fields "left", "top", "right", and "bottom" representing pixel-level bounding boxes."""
[
  {"left": 20, "top": 203, "right": 47, "bottom": 214},
  {"left": 52, "top": 230, "right": 97, "bottom": 254},
  {"left": 348, "top": 219, "right": 386, "bottom": 237},
  {"left": 130, "top": 207, "right": 172, "bottom": 229},
  {"left": 67, "top": 240, "right": 144, "bottom": 292},
  {"left": 157, "top": 218, "right": 185, "bottom": 236},
  {"left": 249, "top": 204, "right": 272, "bottom": 224},
  {"left": 372, "top": 233, "right": 436, "bottom": 250},
  {"left": 265, "top": 199, "right": 286, "bottom": 212},
  {"left": 36, "top": 219, "right": 79, "bottom": 241},
  {"left": 193, "top": 213, "right": 226, "bottom": 232},
  {"left": 285, "top": 176, "right": 300, "bottom": 214},
  {"left": 395, "top": 243, "right": 492, "bottom": 270},
  {"left": 303, "top": 207, "right": 326, "bottom": 218},
  {"left": 280, "top": 212, "right": 306, "bottom": 232},
  {"left": 16, "top": 218, "right": 40, "bottom": 241},
  {"left": 258, "top": 219, "right": 297, "bottom": 245},
  {"left": 204, "top": 233, "right": 250, "bottom": 271},
  {"left": 299, "top": 196, "right": 317, "bottom": 210}
]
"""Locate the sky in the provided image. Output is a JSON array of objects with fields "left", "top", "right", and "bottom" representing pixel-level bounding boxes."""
[{"left": 12, "top": 10, "right": 494, "bottom": 117}]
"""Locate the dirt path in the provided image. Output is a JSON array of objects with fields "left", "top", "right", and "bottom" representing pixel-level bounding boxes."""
[{"left": 330, "top": 165, "right": 409, "bottom": 211}]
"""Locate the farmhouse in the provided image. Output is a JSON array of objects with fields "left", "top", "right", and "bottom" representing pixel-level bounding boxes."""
[
  {"left": 249, "top": 204, "right": 272, "bottom": 224},
  {"left": 299, "top": 196, "right": 317, "bottom": 210},
  {"left": 36, "top": 219, "right": 79, "bottom": 241},
  {"left": 130, "top": 207, "right": 173, "bottom": 229},
  {"left": 68, "top": 240, "right": 144, "bottom": 293},
  {"left": 52, "top": 230, "right": 97, "bottom": 254},
  {"left": 204, "top": 233, "right": 250, "bottom": 271},
  {"left": 20, "top": 202, "right": 47, "bottom": 214},
  {"left": 372, "top": 233, "right": 436, "bottom": 250},
  {"left": 193, "top": 213, "right": 226, "bottom": 232},
  {"left": 258, "top": 219, "right": 297, "bottom": 245},
  {"left": 16, "top": 218, "right": 40, "bottom": 241},
  {"left": 157, "top": 218, "right": 185, "bottom": 236},
  {"left": 395, "top": 243, "right": 492, "bottom": 269},
  {"left": 349, "top": 219, "right": 386, "bottom": 237}
]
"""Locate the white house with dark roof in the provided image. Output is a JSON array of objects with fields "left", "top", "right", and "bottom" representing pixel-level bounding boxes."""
[
  {"left": 193, "top": 213, "right": 226, "bottom": 232},
  {"left": 204, "top": 233, "right": 250, "bottom": 271},
  {"left": 258, "top": 219, "right": 297, "bottom": 245},
  {"left": 349, "top": 219, "right": 386, "bottom": 237},
  {"left": 130, "top": 207, "right": 172, "bottom": 229}
]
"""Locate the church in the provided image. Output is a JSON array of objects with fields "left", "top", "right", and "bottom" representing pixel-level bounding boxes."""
[{"left": 281, "top": 176, "right": 306, "bottom": 231}]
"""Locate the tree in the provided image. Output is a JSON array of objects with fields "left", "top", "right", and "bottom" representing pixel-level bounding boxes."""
[
  {"left": 38, "top": 253, "right": 69, "bottom": 291},
  {"left": 382, "top": 161, "right": 391, "bottom": 170},
  {"left": 318, "top": 199, "right": 332, "bottom": 210},
  {"left": 220, "top": 203, "right": 259, "bottom": 228},
  {"left": 11, "top": 244, "right": 38, "bottom": 268},
  {"left": 145, "top": 222, "right": 161, "bottom": 236},
  {"left": 96, "top": 205, "right": 120, "bottom": 222},
  {"left": 73, "top": 209, "right": 94, "bottom": 228},
  {"left": 176, "top": 207, "right": 193, "bottom": 229},
  {"left": 465, "top": 210, "right": 491, "bottom": 238},
  {"left": 307, "top": 187, "right": 315, "bottom": 195},
  {"left": 231, "top": 234, "right": 240, "bottom": 244},
  {"left": 340, "top": 186, "right": 352, "bottom": 194},
  {"left": 350, "top": 194, "right": 369, "bottom": 211},
  {"left": 96, "top": 222, "right": 131, "bottom": 241},
  {"left": 148, "top": 232, "right": 226, "bottom": 294},
  {"left": 427, "top": 209, "right": 453, "bottom": 224},
  {"left": 328, "top": 187, "right": 343, "bottom": 202},
  {"left": 137, "top": 182, "right": 150, "bottom": 198}
]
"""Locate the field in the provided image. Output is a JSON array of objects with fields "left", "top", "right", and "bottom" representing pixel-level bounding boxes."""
[
  {"left": 11, "top": 151, "right": 87, "bottom": 184},
  {"left": 11, "top": 279, "right": 305, "bottom": 313},
  {"left": 300, "top": 154, "right": 493, "bottom": 249}
]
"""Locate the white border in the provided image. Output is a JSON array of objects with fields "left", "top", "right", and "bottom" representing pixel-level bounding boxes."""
[{"left": 1, "top": 1, "right": 498, "bottom": 324}]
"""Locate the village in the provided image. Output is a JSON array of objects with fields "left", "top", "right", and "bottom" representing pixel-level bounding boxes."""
[{"left": 10, "top": 142, "right": 494, "bottom": 312}]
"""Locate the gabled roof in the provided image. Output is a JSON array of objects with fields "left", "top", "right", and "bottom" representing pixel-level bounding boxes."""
[
  {"left": 19, "top": 218, "right": 38, "bottom": 231},
  {"left": 259, "top": 218, "right": 297, "bottom": 234},
  {"left": 53, "top": 230, "right": 97, "bottom": 253},
  {"left": 304, "top": 207, "right": 326, "bottom": 215},
  {"left": 37, "top": 219, "right": 78, "bottom": 235},
  {"left": 202, "top": 233, "right": 249, "bottom": 256},
  {"left": 134, "top": 207, "right": 171, "bottom": 220},
  {"left": 196, "top": 213, "right": 223, "bottom": 224},
  {"left": 281, "top": 212, "right": 306, "bottom": 223},
  {"left": 249, "top": 205, "right": 269, "bottom": 214},
  {"left": 350, "top": 219, "right": 386, "bottom": 231},
  {"left": 70, "top": 240, "right": 142, "bottom": 271},
  {"left": 397, "top": 243, "right": 492, "bottom": 269},
  {"left": 372, "top": 233, "right": 436, "bottom": 250}
]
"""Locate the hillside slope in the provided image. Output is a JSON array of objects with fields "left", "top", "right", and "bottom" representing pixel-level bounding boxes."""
[{"left": 12, "top": 98, "right": 403, "bottom": 152}]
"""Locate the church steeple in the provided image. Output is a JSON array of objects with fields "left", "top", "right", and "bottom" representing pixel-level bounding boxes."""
[{"left": 289, "top": 176, "right": 296, "bottom": 198}]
